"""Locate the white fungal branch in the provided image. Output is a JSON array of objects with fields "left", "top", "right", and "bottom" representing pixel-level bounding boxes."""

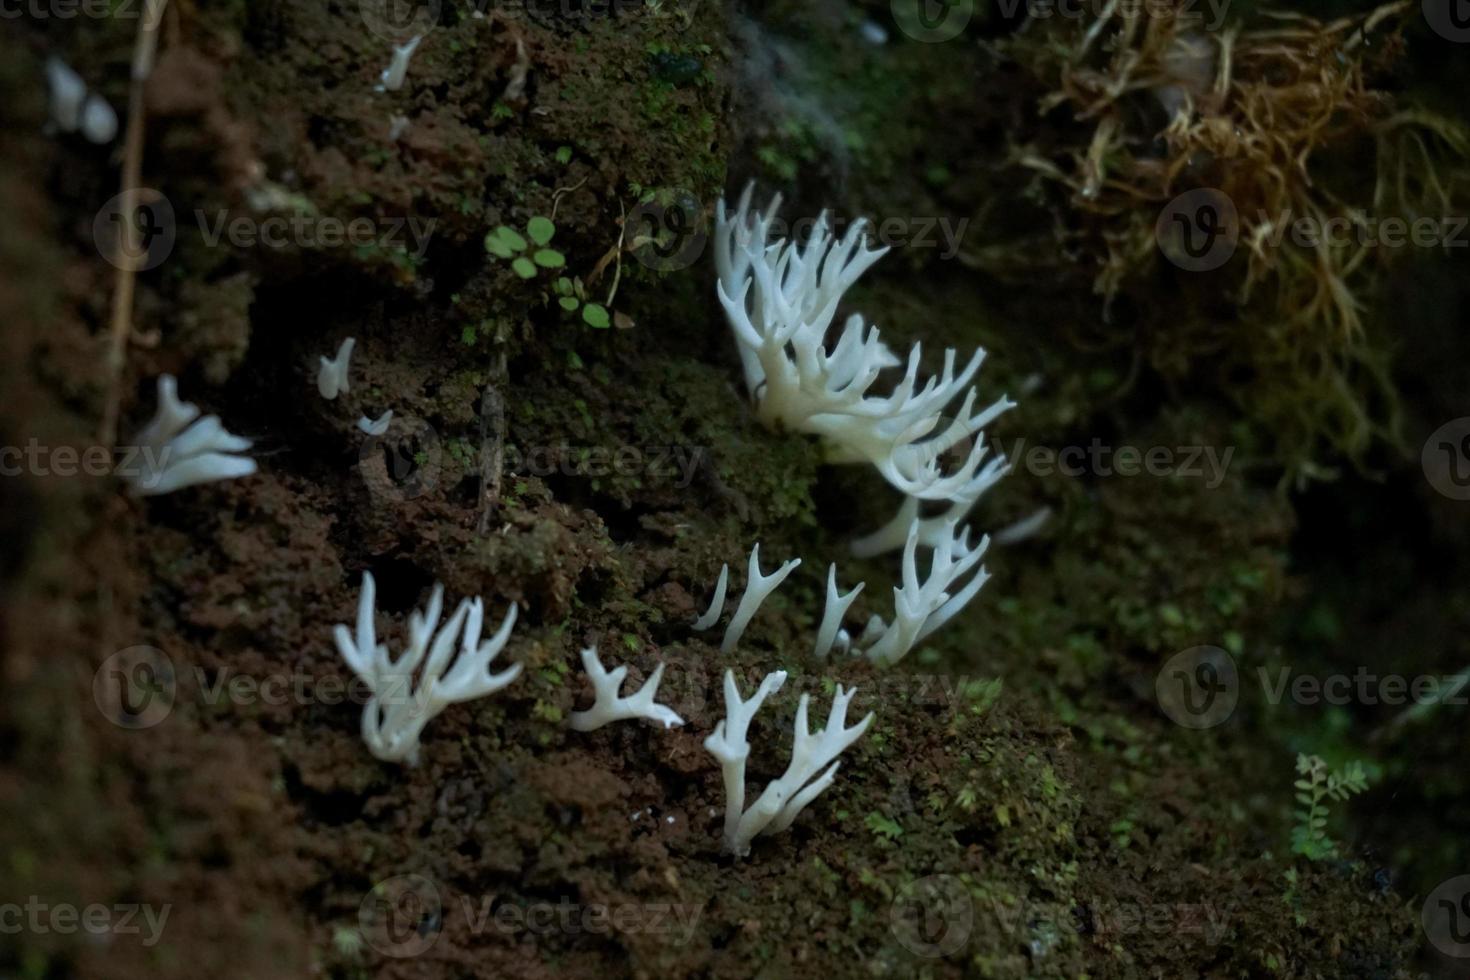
[
  {"left": 861, "top": 519, "right": 991, "bottom": 667},
  {"left": 318, "top": 337, "right": 356, "bottom": 400},
  {"left": 379, "top": 35, "right": 424, "bottom": 92},
  {"left": 127, "top": 374, "right": 256, "bottom": 496},
  {"left": 692, "top": 563, "right": 729, "bottom": 631},
  {"left": 704, "top": 670, "right": 873, "bottom": 857},
  {"left": 703, "top": 669, "right": 786, "bottom": 853},
  {"left": 568, "top": 646, "right": 684, "bottom": 732},
  {"left": 333, "top": 572, "right": 522, "bottom": 765},
  {"left": 813, "top": 564, "right": 864, "bottom": 658},
  {"left": 715, "top": 185, "right": 1015, "bottom": 551},
  {"left": 720, "top": 544, "right": 801, "bottom": 654}
]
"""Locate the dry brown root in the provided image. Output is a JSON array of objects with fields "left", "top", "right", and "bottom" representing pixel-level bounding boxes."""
[{"left": 1000, "top": 0, "right": 1467, "bottom": 478}]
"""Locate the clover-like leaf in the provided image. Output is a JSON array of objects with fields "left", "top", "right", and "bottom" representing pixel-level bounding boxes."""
[
  {"left": 527, "top": 216, "right": 556, "bottom": 246},
  {"left": 486, "top": 225, "right": 528, "bottom": 258},
  {"left": 558, "top": 296, "right": 580, "bottom": 312},
  {"left": 533, "top": 248, "right": 566, "bottom": 269},
  {"left": 511, "top": 257, "right": 537, "bottom": 279},
  {"left": 484, "top": 232, "right": 513, "bottom": 259},
  {"left": 582, "top": 303, "right": 611, "bottom": 328}
]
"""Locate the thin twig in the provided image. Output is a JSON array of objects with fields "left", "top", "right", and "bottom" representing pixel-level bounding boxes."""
[
  {"left": 100, "top": 0, "right": 170, "bottom": 447},
  {"left": 476, "top": 347, "right": 508, "bottom": 535}
]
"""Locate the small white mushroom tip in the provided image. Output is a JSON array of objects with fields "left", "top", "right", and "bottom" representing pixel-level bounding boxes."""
[
  {"left": 357, "top": 410, "right": 393, "bottom": 436},
  {"left": 317, "top": 337, "right": 356, "bottom": 400}
]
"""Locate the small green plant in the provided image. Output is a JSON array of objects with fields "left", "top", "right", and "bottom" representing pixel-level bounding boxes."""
[
  {"left": 551, "top": 275, "right": 612, "bottom": 328},
  {"left": 486, "top": 217, "right": 615, "bottom": 328},
  {"left": 485, "top": 216, "right": 565, "bottom": 280},
  {"left": 1290, "top": 754, "right": 1369, "bottom": 860},
  {"left": 865, "top": 811, "right": 903, "bottom": 841}
]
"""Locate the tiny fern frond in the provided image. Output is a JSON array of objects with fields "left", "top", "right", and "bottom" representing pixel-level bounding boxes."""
[{"left": 1290, "top": 754, "right": 1370, "bottom": 861}]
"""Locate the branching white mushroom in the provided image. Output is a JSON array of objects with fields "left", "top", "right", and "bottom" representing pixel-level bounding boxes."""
[
  {"left": 568, "top": 646, "right": 684, "bottom": 732},
  {"left": 704, "top": 669, "right": 873, "bottom": 857},
  {"left": 719, "top": 544, "right": 800, "bottom": 654},
  {"left": 126, "top": 375, "right": 256, "bottom": 496},
  {"left": 715, "top": 185, "right": 1014, "bottom": 553},
  {"left": 318, "top": 337, "right": 355, "bottom": 400},
  {"left": 333, "top": 572, "right": 521, "bottom": 765},
  {"left": 861, "top": 519, "right": 991, "bottom": 667},
  {"left": 813, "top": 564, "right": 864, "bottom": 658},
  {"left": 703, "top": 669, "right": 785, "bottom": 853},
  {"left": 849, "top": 464, "right": 1008, "bottom": 558}
]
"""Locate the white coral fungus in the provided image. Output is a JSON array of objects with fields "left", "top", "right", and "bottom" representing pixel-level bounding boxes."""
[
  {"left": 318, "top": 337, "right": 355, "bottom": 400},
  {"left": 719, "top": 544, "right": 800, "bottom": 654},
  {"left": 334, "top": 572, "right": 521, "bottom": 765},
  {"left": 704, "top": 669, "right": 873, "bottom": 856},
  {"left": 813, "top": 564, "right": 864, "bottom": 658},
  {"left": 861, "top": 519, "right": 990, "bottom": 667},
  {"left": 568, "top": 646, "right": 684, "bottom": 732},
  {"left": 127, "top": 374, "right": 256, "bottom": 496},
  {"left": 714, "top": 185, "right": 1014, "bottom": 551}
]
